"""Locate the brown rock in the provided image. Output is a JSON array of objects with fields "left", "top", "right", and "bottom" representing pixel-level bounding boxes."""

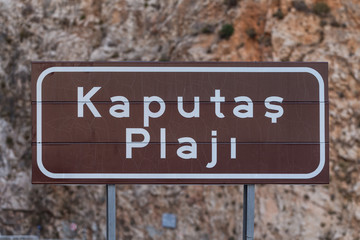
[{"left": 0, "top": 0, "right": 359, "bottom": 239}]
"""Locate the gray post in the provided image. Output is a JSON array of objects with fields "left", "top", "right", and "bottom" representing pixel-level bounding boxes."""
[
  {"left": 243, "top": 184, "right": 255, "bottom": 240},
  {"left": 106, "top": 184, "right": 116, "bottom": 240}
]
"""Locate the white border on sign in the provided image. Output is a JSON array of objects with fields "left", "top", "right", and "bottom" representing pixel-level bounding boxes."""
[{"left": 36, "top": 67, "right": 326, "bottom": 179}]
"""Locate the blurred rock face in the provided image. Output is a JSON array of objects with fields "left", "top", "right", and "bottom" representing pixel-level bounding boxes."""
[{"left": 0, "top": 0, "right": 359, "bottom": 239}]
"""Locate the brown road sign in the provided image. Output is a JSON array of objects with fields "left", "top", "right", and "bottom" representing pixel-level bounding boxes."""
[{"left": 31, "top": 62, "right": 329, "bottom": 184}]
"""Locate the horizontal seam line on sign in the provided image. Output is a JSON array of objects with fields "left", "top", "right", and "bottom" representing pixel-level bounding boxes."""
[
  {"left": 31, "top": 101, "right": 329, "bottom": 104},
  {"left": 33, "top": 142, "right": 329, "bottom": 145}
]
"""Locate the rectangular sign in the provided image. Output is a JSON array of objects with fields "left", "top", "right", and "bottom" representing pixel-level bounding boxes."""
[{"left": 32, "top": 62, "right": 329, "bottom": 184}]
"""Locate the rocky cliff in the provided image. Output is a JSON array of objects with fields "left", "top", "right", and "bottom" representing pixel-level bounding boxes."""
[{"left": 0, "top": 0, "right": 359, "bottom": 239}]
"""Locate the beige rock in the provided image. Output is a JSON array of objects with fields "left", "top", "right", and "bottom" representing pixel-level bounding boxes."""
[{"left": 0, "top": 0, "right": 360, "bottom": 239}]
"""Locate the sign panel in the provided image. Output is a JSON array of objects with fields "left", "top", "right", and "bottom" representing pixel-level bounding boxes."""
[{"left": 32, "top": 62, "right": 329, "bottom": 184}]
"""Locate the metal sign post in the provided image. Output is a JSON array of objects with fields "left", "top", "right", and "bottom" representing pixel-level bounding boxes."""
[
  {"left": 243, "top": 184, "right": 255, "bottom": 240},
  {"left": 106, "top": 184, "right": 116, "bottom": 240}
]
